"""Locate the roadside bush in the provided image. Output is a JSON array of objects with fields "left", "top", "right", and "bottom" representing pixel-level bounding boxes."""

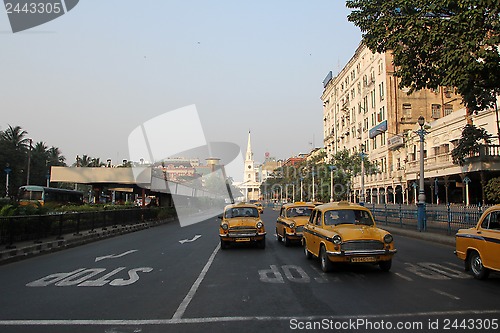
[{"left": 485, "top": 177, "right": 500, "bottom": 204}]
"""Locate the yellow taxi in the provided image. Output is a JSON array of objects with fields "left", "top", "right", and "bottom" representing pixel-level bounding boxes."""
[
  {"left": 219, "top": 202, "right": 266, "bottom": 249},
  {"left": 302, "top": 201, "right": 396, "bottom": 272},
  {"left": 276, "top": 202, "right": 315, "bottom": 246},
  {"left": 455, "top": 204, "right": 500, "bottom": 279}
]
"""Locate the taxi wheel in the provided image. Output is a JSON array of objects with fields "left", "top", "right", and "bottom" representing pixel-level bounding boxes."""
[
  {"left": 320, "top": 245, "right": 333, "bottom": 273},
  {"left": 276, "top": 228, "right": 282, "bottom": 242},
  {"left": 303, "top": 240, "right": 312, "bottom": 260},
  {"left": 379, "top": 260, "right": 392, "bottom": 272},
  {"left": 469, "top": 251, "right": 490, "bottom": 280},
  {"left": 220, "top": 240, "right": 229, "bottom": 250},
  {"left": 283, "top": 233, "right": 290, "bottom": 247},
  {"left": 258, "top": 237, "right": 266, "bottom": 249}
]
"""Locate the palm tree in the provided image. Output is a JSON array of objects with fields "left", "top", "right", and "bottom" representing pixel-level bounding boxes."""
[
  {"left": 0, "top": 125, "right": 30, "bottom": 193},
  {"left": 1, "top": 125, "right": 30, "bottom": 149},
  {"left": 47, "top": 147, "right": 66, "bottom": 166}
]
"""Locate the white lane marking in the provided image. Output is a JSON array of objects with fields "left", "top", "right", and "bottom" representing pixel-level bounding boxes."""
[
  {"left": 172, "top": 243, "right": 220, "bottom": 319},
  {"left": 446, "top": 262, "right": 464, "bottom": 269},
  {"left": 1, "top": 309, "right": 499, "bottom": 326},
  {"left": 179, "top": 235, "right": 202, "bottom": 244},
  {"left": 394, "top": 272, "right": 413, "bottom": 282},
  {"left": 431, "top": 288, "right": 460, "bottom": 300},
  {"left": 95, "top": 250, "right": 138, "bottom": 262}
]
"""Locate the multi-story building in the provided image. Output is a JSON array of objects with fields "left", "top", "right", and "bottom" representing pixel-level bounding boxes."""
[{"left": 321, "top": 42, "right": 463, "bottom": 204}]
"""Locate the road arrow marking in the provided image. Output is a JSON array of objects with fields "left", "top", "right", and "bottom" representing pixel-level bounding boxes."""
[
  {"left": 95, "top": 250, "right": 138, "bottom": 262},
  {"left": 179, "top": 235, "right": 202, "bottom": 244}
]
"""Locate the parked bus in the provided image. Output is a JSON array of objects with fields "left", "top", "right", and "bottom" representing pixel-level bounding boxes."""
[{"left": 18, "top": 185, "right": 83, "bottom": 206}]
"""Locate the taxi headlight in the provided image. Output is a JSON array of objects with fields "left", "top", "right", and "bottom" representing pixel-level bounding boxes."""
[
  {"left": 221, "top": 223, "right": 229, "bottom": 231},
  {"left": 289, "top": 222, "right": 296, "bottom": 229},
  {"left": 256, "top": 222, "right": 263, "bottom": 229},
  {"left": 332, "top": 235, "right": 342, "bottom": 245},
  {"left": 384, "top": 234, "right": 393, "bottom": 244}
]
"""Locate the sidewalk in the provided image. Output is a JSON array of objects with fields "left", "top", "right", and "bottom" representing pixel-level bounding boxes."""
[
  {"left": 0, "top": 217, "right": 177, "bottom": 266},
  {"left": 381, "top": 224, "right": 456, "bottom": 247}
]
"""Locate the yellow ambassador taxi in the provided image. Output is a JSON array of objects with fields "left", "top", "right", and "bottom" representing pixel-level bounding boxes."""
[
  {"left": 455, "top": 204, "right": 500, "bottom": 280},
  {"left": 219, "top": 202, "right": 266, "bottom": 249},
  {"left": 276, "top": 202, "right": 315, "bottom": 246},
  {"left": 302, "top": 201, "right": 396, "bottom": 272}
]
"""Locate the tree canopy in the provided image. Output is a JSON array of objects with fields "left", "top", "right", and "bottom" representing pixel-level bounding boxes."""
[{"left": 346, "top": 0, "right": 500, "bottom": 114}]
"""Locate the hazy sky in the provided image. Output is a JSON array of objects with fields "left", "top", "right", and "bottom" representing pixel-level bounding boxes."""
[{"left": 0, "top": 1, "right": 361, "bottom": 170}]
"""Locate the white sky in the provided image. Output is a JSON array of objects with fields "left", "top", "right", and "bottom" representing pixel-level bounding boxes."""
[{"left": 0, "top": 0, "right": 362, "bottom": 175}]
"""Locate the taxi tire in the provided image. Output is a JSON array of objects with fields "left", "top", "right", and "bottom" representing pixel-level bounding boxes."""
[
  {"left": 221, "top": 240, "right": 229, "bottom": 250},
  {"left": 283, "top": 233, "right": 290, "bottom": 247},
  {"left": 258, "top": 236, "right": 266, "bottom": 249},
  {"left": 276, "top": 228, "right": 282, "bottom": 242},
  {"left": 379, "top": 259, "right": 392, "bottom": 272},
  {"left": 303, "top": 240, "right": 312, "bottom": 260},
  {"left": 320, "top": 245, "right": 333, "bottom": 273},
  {"left": 468, "top": 251, "right": 490, "bottom": 280}
]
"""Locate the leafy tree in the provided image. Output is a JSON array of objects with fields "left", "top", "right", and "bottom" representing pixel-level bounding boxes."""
[
  {"left": 0, "top": 125, "right": 30, "bottom": 195},
  {"left": 74, "top": 155, "right": 105, "bottom": 167},
  {"left": 346, "top": 0, "right": 500, "bottom": 115},
  {"left": 485, "top": 177, "right": 500, "bottom": 203},
  {"left": 451, "top": 124, "right": 493, "bottom": 165}
]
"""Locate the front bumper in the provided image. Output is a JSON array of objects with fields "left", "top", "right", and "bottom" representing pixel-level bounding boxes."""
[
  {"left": 326, "top": 249, "right": 396, "bottom": 263},
  {"left": 220, "top": 232, "right": 266, "bottom": 242}
]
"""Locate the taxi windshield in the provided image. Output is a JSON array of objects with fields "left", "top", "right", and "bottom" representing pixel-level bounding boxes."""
[
  {"left": 323, "top": 209, "right": 374, "bottom": 226},
  {"left": 287, "top": 207, "right": 313, "bottom": 218},
  {"left": 225, "top": 207, "right": 259, "bottom": 218}
]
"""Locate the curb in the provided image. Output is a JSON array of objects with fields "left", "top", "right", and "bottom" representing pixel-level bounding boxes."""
[
  {"left": 0, "top": 217, "right": 176, "bottom": 265},
  {"left": 381, "top": 225, "right": 456, "bottom": 247}
]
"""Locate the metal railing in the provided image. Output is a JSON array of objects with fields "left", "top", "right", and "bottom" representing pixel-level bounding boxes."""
[
  {"left": 0, "top": 208, "right": 168, "bottom": 247},
  {"left": 367, "top": 203, "right": 490, "bottom": 235}
]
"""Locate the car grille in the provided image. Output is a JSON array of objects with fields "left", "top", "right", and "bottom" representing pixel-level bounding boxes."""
[
  {"left": 341, "top": 240, "right": 384, "bottom": 251},
  {"left": 228, "top": 226, "right": 257, "bottom": 237},
  {"left": 295, "top": 226, "right": 304, "bottom": 233}
]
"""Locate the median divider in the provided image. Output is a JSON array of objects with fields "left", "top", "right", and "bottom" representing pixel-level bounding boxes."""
[{"left": 0, "top": 217, "right": 176, "bottom": 265}]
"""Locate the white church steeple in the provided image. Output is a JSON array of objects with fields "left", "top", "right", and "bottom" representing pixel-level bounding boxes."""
[{"left": 244, "top": 130, "right": 256, "bottom": 183}]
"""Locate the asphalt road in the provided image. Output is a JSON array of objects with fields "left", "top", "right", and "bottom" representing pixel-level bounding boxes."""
[{"left": 0, "top": 209, "right": 499, "bottom": 333}]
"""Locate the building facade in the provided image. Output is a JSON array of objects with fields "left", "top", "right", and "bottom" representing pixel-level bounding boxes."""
[{"left": 320, "top": 42, "right": 476, "bottom": 204}]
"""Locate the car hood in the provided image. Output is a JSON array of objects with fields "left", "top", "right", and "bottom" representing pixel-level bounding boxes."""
[
  {"left": 326, "top": 224, "right": 388, "bottom": 241},
  {"left": 287, "top": 216, "right": 310, "bottom": 226},
  {"left": 224, "top": 217, "right": 261, "bottom": 227}
]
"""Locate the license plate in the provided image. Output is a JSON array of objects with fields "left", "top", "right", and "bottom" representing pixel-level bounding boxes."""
[
  {"left": 351, "top": 257, "right": 376, "bottom": 263},
  {"left": 235, "top": 238, "right": 250, "bottom": 242}
]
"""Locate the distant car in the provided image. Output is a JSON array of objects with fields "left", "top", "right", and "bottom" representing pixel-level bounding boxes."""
[
  {"left": 255, "top": 202, "right": 264, "bottom": 214},
  {"left": 455, "top": 205, "right": 500, "bottom": 280},
  {"left": 302, "top": 201, "right": 396, "bottom": 272},
  {"left": 219, "top": 202, "right": 266, "bottom": 249},
  {"left": 276, "top": 202, "right": 315, "bottom": 246}
]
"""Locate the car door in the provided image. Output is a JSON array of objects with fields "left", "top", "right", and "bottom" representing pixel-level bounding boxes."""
[
  {"left": 479, "top": 210, "right": 500, "bottom": 269},
  {"left": 310, "top": 210, "right": 322, "bottom": 256},
  {"left": 277, "top": 207, "right": 285, "bottom": 237}
]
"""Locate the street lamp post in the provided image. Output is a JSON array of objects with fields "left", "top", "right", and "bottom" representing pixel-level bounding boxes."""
[
  {"left": 360, "top": 144, "right": 366, "bottom": 206},
  {"left": 4, "top": 165, "right": 11, "bottom": 197},
  {"left": 300, "top": 177, "right": 303, "bottom": 202},
  {"left": 416, "top": 116, "right": 427, "bottom": 231},
  {"left": 329, "top": 165, "right": 337, "bottom": 202},
  {"left": 26, "top": 138, "right": 32, "bottom": 185},
  {"left": 311, "top": 167, "right": 315, "bottom": 202},
  {"left": 463, "top": 176, "right": 471, "bottom": 206}
]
